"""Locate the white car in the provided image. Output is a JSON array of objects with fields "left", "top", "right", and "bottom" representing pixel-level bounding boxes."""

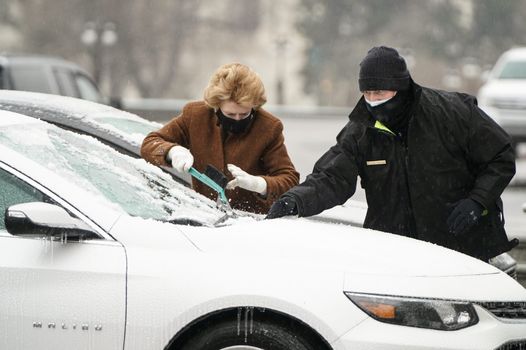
[
  {"left": 1, "top": 111, "right": 526, "bottom": 350},
  {"left": 0, "top": 90, "right": 518, "bottom": 280},
  {"left": 478, "top": 47, "right": 526, "bottom": 149}
]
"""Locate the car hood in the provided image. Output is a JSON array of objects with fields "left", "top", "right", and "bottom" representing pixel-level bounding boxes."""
[
  {"left": 478, "top": 79, "right": 526, "bottom": 99},
  {"left": 182, "top": 218, "right": 498, "bottom": 278},
  {"left": 116, "top": 216, "right": 526, "bottom": 302}
]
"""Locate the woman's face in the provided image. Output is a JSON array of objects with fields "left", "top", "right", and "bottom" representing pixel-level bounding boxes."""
[{"left": 219, "top": 100, "right": 253, "bottom": 120}]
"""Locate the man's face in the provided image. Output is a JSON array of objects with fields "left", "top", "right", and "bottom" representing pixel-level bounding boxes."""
[{"left": 362, "top": 90, "right": 397, "bottom": 101}]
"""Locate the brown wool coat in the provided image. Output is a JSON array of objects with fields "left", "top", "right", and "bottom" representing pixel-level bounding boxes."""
[{"left": 141, "top": 101, "right": 299, "bottom": 214}]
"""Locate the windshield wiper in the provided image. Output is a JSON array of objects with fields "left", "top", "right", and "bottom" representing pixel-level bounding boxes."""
[{"left": 167, "top": 218, "right": 205, "bottom": 226}]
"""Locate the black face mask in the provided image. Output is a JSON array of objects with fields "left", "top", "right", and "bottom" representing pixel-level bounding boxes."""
[
  {"left": 365, "top": 89, "right": 413, "bottom": 132},
  {"left": 216, "top": 109, "right": 254, "bottom": 134}
]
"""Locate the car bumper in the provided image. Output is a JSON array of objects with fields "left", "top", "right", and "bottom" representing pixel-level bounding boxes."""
[
  {"left": 332, "top": 305, "right": 526, "bottom": 350},
  {"left": 484, "top": 107, "right": 526, "bottom": 142}
]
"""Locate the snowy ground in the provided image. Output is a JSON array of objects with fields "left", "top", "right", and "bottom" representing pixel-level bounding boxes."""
[{"left": 281, "top": 116, "right": 526, "bottom": 242}]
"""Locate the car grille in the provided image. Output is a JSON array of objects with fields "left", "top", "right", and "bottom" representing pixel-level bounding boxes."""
[
  {"left": 494, "top": 339, "right": 526, "bottom": 350},
  {"left": 476, "top": 301, "right": 526, "bottom": 319}
]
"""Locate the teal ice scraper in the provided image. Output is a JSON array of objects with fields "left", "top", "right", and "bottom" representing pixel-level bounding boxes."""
[{"left": 188, "top": 165, "right": 233, "bottom": 212}]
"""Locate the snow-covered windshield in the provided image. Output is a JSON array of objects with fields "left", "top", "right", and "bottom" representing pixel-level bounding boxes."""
[
  {"left": 0, "top": 122, "right": 224, "bottom": 225},
  {"left": 498, "top": 60, "right": 526, "bottom": 79}
]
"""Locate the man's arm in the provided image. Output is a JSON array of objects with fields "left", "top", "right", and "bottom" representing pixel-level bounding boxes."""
[
  {"left": 271, "top": 122, "right": 360, "bottom": 218},
  {"left": 466, "top": 103, "right": 516, "bottom": 209}
]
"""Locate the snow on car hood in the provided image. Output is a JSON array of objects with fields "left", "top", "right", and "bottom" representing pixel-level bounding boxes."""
[
  {"left": 112, "top": 214, "right": 526, "bottom": 303},
  {"left": 181, "top": 218, "right": 498, "bottom": 278}
]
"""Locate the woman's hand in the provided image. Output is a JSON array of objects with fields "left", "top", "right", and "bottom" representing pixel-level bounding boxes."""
[{"left": 226, "top": 164, "right": 267, "bottom": 195}]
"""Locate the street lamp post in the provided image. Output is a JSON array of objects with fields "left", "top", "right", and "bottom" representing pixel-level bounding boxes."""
[
  {"left": 275, "top": 36, "right": 288, "bottom": 105},
  {"left": 81, "top": 21, "right": 118, "bottom": 88}
]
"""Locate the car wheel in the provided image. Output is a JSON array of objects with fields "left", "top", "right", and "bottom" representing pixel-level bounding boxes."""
[{"left": 178, "top": 318, "right": 319, "bottom": 350}]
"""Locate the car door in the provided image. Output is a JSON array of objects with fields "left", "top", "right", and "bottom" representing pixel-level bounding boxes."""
[
  {"left": 0, "top": 165, "right": 127, "bottom": 350},
  {"left": 53, "top": 67, "right": 80, "bottom": 98}
]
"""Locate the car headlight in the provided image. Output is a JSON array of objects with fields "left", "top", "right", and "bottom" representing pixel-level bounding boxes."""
[{"left": 345, "top": 292, "right": 478, "bottom": 331}]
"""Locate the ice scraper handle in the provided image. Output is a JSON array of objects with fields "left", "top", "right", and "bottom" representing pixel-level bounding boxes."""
[{"left": 188, "top": 167, "right": 229, "bottom": 204}]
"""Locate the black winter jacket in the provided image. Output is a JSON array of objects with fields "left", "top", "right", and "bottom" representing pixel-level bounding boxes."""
[{"left": 288, "top": 83, "right": 516, "bottom": 260}]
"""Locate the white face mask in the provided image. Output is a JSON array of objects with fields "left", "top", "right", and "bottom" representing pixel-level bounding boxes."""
[{"left": 364, "top": 95, "right": 394, "bottom": 107}]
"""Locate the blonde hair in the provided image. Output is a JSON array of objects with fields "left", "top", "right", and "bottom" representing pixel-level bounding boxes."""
[{"left": 203, "top": 63, "right": 267, "bottom": 110}]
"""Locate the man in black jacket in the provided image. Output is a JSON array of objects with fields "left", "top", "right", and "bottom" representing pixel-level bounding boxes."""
[{"left": 267, "top": 46, "right": 517, "bottom": 261}]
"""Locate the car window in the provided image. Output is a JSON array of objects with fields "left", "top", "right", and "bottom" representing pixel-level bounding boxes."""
[
  {"left": 9, "top": 66, "right": 54, "bottom": 93},
  {"left": 75, "top": 74, "right": 102, "bottom": 102},
  {"left": 497, "top": 60, "right": 526, "bottom": 79},
  {"left": 0, "top": 168, "right": 49, "bottom": 231},
  {"left": 54, "top": 69, "right": 79, "bottom": 97},
  {"left": 0, "top": 122, "right": 222, "bottom": 224},
  {"left": 92, "top": 116, "right": 159, "bottom": 136}
]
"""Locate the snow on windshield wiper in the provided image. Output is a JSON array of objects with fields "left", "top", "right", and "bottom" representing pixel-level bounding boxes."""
[{"left": 166, "top": 217, "right": 206, "bottom": 227}]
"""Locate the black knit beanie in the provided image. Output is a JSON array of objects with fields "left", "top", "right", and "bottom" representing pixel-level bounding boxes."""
[{"left": 359, "top": 46, "right": 411, "bottom": 91}]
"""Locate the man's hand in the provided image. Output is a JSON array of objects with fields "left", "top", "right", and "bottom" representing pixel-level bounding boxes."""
[
  {"left": 167, "top": 145, "right": 194, "bottom": 173},
  {"left": 226, "top": 164, "right": 267, "bottom": 195},
  {"left": 265, "top": 196, "right": 298, "bottom": 219},
  {"left": 447, "top": 198, "right": 484, "bottom": 235}
]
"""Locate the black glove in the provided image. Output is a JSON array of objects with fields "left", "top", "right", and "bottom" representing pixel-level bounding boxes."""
[
  {"left": 265, "top": 196, "right": 298, "bottom": 219},
  {"left": 446, "top": 198, "right": 484, "bottom": 236}
]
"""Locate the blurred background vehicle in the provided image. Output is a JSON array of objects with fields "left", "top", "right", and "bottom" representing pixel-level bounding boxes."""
[
  {"left": 0, "top": 53, "right": 122, "bottom": 108},
  {"left": 478, "top": 47, "right": 526, "bottom": 151}
]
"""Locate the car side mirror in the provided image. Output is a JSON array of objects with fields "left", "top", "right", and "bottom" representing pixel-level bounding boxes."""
[{"left": 4, "top": 202, "right": 100, "bottom": 240}]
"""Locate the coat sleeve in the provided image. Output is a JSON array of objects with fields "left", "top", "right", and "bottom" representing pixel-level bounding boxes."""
[
  {"left": 286, "top": 122, "right": 360, "bottom": 217},
  {"left": 257, "top": 121, "right": 300, "bottom": 205},
  {"left": 140, "top": 111, "right": 191, "bottom": 167},
  {"left": 464, "top": 99, "right": 516, "bottom": 208}
]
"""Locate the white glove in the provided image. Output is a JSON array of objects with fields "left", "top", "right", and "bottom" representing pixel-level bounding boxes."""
[
  {"left": 226, "top": 164, "right": 267, "bottom": 195},
  {"left": 167, "top": 145, "right": 194, "bottom": 173}
]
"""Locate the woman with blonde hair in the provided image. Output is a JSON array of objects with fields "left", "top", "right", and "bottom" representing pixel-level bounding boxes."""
[{"left": 141, "top": 63, "right": 299, "bottom": 214}]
